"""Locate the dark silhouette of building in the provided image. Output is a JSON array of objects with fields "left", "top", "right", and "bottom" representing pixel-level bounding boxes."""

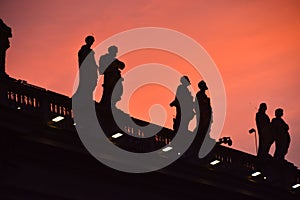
[
  {"left": 0, "top": 18, "right": 12, "bottom": 78},
  {"left": 170, "top": 76, "right": 194, "bottom": 133},
  {"left": 98, "top": 45, "right": 125, "bottom": 107},
  {"left": 255, "top": 103, "right": 273, "bottom": 159},
  {"left": 0, "top": 76, "right": 300, "bottom": 200},
  {"left": 271, "top": 108, "right": 291, "bottom": 161}
]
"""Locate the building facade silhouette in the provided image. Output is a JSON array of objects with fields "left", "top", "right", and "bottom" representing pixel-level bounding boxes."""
[{"left": 0, "top": 77, "right": 299, "bottom": 200}]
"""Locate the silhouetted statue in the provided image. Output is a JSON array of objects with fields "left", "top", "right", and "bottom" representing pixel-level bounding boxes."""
[
  {"left": 271, "top": 108, "right": 290, "bottom": 161},
  {"left": 0, "top": 19, "right": 12, "bottom": 78},
  {"left": 181, "top": 80, "right": 213, "bottom": 159},
  {"left": 78, "top": 36, "right": 95, "bottom": 67},
  {"left": 99, "top": 45, "right": 125, "bottom": 106},
  {"left": 194, "top": 80, "right": 212, "bottom": 146},
  {"left": 76, "top": 36, "right": 98, "bottom": 100},
  {"left": 170, "top": 76, "right": 194, "bottom": 133},
  {"left": 255, "top": 103, "right": 272, "bottom": 158}
]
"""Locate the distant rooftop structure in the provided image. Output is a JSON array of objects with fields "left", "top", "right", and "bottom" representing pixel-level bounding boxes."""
[{"left": 0, "top": 77, "right": 299, "bottom": 200}]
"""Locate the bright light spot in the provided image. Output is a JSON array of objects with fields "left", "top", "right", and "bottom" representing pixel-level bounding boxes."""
[
  {"left": 251, "top": 172, "right": 261, "bottom": 177},
  {"left": 178, "top": 152, "right": 181, "bottom": 155},
  {"left": 112, "top": 133, "right": 123, "bottom": 139},
  {"left": 292, "top": 183, "right": 300, "bottom": 189},
  {"left": 52, "top": 116, "right": 64, "bottom": 122},
  {"left": 73, "top": 122, "right": 77, "bottom": 126},
  {"left": 210, "top": 160, "right": 220, "bottom": 165},
  {"left": 17, "top": 107, "right": 21, "bottom": 110},
  {"left": 162, "top": 146, "right": 173, "bottom": 152},
  {"left": 263, "top": 176, "right": 267, "bottom": 180}
]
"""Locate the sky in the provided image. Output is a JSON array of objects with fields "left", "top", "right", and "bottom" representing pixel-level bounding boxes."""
[{"left": 1, "top": 0, "right": 300, "bottom": 167}]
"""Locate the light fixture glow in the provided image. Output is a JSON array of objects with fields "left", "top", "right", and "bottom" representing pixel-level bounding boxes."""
[
  {"left": 52, "top": 116, "right": 64, "bottom": 122},
  {"left": 292, "top": 183, "right": 300, "bottom": 189},
  {"left": 17, "top": 107, "right": 21, "bottom": 110},
  {"left": 263, "top": 176, "right": 267, "bottom": 180},
  {"left": 210, "top": 160, "right": 220, "bottom": 165},
  {"left": 251, "top": 171, "right": 261, "bottom": 177},
  {"left": 162, "top": 146, "right": 173, "bottom": 152},
  {"left": 112, "top": 133, "right": 123, "bottom": 139}
]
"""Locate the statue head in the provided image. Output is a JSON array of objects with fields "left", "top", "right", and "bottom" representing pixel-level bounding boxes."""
[
  {"left": 180, "top": 75, "right": 191, "bottom": 86},
  {"left": 275, "top": 108, "right": 284, "bottom": 118},
  {"left": 258, "top": 103, "right": 267, "bottom": 112},
  {"left": 198, "top": 80, "right": 208, "bottom": 91},
  {"left": 108, "top": 45, "right": 118, "bottom": 57},
  {"left": 85, "top": 35, "right": 95, "bottom": 46}
]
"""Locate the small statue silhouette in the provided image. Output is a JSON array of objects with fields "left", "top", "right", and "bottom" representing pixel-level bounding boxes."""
[
  {"left": 76, "top": 36, "right": 98, "bottom": 100},
  {"left": 0, "top": 19, "right": 12, "bottom": 78},
  {"left": 190, "top": 80, "right": 212, "bottom": 155},
  {"left": 255, "top": 103, "right": 273, "bottom": 159},
  {"left": 271, "top": 108, "right": 290, "bottom": 161},
  {"left": 194, "top": 80, "right": 212, "bottom": 146},
  {"left": 170, "top": 76, "right": 194, "bottom": 133},
  {"left": 98, "top": 45, "right": 125, "bottom": 106}
]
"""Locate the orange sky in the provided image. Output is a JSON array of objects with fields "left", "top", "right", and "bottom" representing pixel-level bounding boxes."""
[{"left": 1, "top": 0, "right": 300, "bottom": 167}]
